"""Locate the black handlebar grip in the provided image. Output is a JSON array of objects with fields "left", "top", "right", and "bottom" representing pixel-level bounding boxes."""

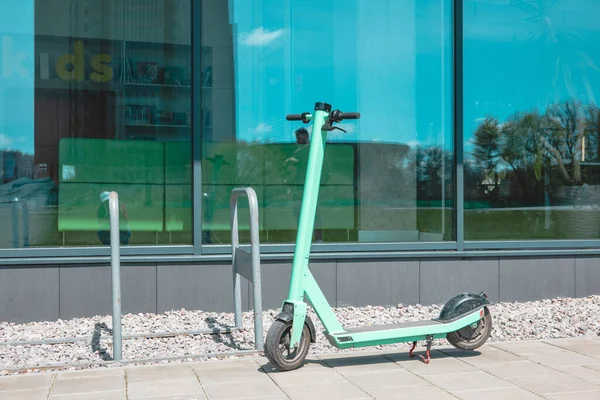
[
  {"left": 286, "top": 114, "right": 304, "bottom": 121},
  {"left": 340, "top": 112, "right": 360, "bottom": 120}
]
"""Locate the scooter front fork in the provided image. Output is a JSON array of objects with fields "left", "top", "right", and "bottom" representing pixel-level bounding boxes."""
[{"left": 282, "top": 300, "right": 307, "bottom": 350}]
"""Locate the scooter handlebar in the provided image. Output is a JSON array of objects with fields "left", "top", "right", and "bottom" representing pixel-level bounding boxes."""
[
  {"left": 329, "top": 110, "right": 360, "bottom": 122},
  {"left": 286, "top": 112, "right": 313, "bottom": 123},
  {"left": 339, "top": 112, "right": 360, "bottom": 120},
  {"left": 286, "top": 110, "right": 360, "bottom": 122}
]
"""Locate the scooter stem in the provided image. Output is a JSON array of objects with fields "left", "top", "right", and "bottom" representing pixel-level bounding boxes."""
[{"left": 288, "top": 103, "right": 329, "bottom": 301}]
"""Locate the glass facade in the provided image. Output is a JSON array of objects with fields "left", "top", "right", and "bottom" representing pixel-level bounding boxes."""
[
  {"left": 464, "top": 0, "right": 600, "bottom": 241},
  {"left": 202, "top": 0, "right": 453, "bottom": 245},
  {"left": 1, "top": 0, "right": 599, "bottom": 254},
  {"left": 1, "top": 0, "right": 192, "bottom": 248}
]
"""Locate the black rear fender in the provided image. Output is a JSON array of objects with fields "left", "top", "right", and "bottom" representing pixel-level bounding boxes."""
[{"left": 438, "top": 292, "right": 491, "bottom": 321}]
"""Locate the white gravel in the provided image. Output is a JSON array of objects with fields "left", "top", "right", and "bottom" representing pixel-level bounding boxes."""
[{"left": 1, "top": 295, "right": 599, "bottom": 375}]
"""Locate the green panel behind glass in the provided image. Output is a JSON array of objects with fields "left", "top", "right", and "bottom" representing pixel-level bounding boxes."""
[
  {"left": 59, "top": 138, "right": 170, "bottom": 232},
  {"left": 58, "top": 183, "right": 164, "bottom": 231},
  {"left": 59, "top": 138, "right": 164, "bottom": 184},
  {"left": 263, "top": 185, "right": 354, "bottom": 230},
  {"left": 202, "top": 142, "right": 264, "bottom": 186},
  {"left": 58, "top": 138, "right": 355, "bottom": 235},
  {"left": 165, "top": 184, "right": 192, "bottom": 232},
  {"left": 165, "top": 142, "right": 192, "bottom": 184},
  {"left": 263, "top": 143, "right": 354, "bottom": 186},
  {"left": 202, "top": 184, "right": 265, "bottom": 231}
]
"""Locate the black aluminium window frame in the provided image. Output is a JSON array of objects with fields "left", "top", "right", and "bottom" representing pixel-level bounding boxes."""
[
  {"left": 454, "top": 0, "right": 465, "bottom": 252},
  {"left": 192, "top": 0, "right": 204, "bottom": 256},
  {"left": 3, "top": 0, "right": 600, "bottom": 263}
]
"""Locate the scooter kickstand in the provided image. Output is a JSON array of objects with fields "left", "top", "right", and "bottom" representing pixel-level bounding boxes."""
[
  {"left": 409, "top": 341, "right": 417, "bottom": 357},
  {"left": 419, "top": 336, "right": 433, "bottom": 364}
]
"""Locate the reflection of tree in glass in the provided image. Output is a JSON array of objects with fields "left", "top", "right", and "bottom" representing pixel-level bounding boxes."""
[
  {"left": 408, "top": 145, "right": 453, "bottom": 201},
  {"left": 470, "top": 99, "right": 600, "bottom": 205},
  {"left": 512, "top": 0, "right": 600, "bottom": 103},
  {"left": 472, "top": 118, "right": 502, "bottom": 190}
]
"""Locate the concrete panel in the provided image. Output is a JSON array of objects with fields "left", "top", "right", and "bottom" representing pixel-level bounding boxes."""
[
  {"left": 336, "top": 260, "right": 419, "bottom": 307},
  {"left": 249, "top": 261, "right": 337, "bottom": 311},
  {"left": 60, "top": 264, "right": 157, "bottom": 319},
  {"left": 0, "top": 265, "right": 59, "bottom": 323},
  {"left": 499, "top": 257, "right": 575, "bottom": 302},
  {"left": 419, "top": 258, "right": 499, "bottom": 305},
  {"left": 157, "top": 263, "right": 249, "bottom": 314},
  {"left": 575, "top": 257, "right": 600, "bottom": 297}
]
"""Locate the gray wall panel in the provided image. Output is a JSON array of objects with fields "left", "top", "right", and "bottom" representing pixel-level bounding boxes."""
[
  {"left": 60, "top": 265, "right": 112, "bottom": 319},
  {"left": 0, "top": 265, "right": 59, "bottom": 323},
  {"left": 575, "top": 257, "right": 600, "bottom": 298},
  {"left": 2, "top": 255, "right": 593, "bottom": 324},
  {"left": 311, "top": 261, "right": 337, "bottom": 307},
  {"left": 121, "top": 264, "right": 157, "bottom": 315},
  {"left": 60, "top": 264, "right": 157, "bottom": 319},
  {"left": 419, "top": 258, "right": 499, "bottom": 305},
  {"left": 499, "top": 257, "right": 575, "bottom": 302},
  {"left": 336, "top": 260, "right": 419, "bottom": 307},
  {"left": 157, "top": 263, "right": 248, "bottom": 314},
  {"left": 249, "top": 261, "right": 337, "bottom": 311},
  {"left": 249, "top": 262, "right": 289, "bottom": 311}
]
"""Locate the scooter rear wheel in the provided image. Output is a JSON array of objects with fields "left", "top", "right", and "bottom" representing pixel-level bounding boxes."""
[
  {"left": 447, "top": 307, "right": 492, "bottom": 350},
  {"left": 264, "top": 319, "right": 311, "bottom": 371}
]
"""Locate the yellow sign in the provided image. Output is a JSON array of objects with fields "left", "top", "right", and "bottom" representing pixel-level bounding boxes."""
[{"left": 55, "top": 40, "right": 113, "bottom": 83}]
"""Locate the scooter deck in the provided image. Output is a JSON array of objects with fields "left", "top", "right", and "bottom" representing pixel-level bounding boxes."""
[
  {"left": 345, "top": 319, "right": 441, "bottom": 334},
  {"left": 325, "top": 308, "right": 485, "bottom": 349}
]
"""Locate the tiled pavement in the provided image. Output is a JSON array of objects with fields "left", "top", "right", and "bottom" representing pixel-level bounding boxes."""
[{"left": 2, "top": 338, "right": 600, "bottom": 399}]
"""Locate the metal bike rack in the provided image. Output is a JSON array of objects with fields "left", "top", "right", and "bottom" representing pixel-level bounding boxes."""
[
  {"left": 230, "top": 187, "right": 263, "bottom": 351},
  {"left": 0, "top": 189, "right": 266, "bottom": 369}
]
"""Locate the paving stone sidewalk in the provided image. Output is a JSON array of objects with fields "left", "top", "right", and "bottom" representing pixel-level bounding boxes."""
[{"left": 2, "top": 338, "right": 600, "bottom": 399}]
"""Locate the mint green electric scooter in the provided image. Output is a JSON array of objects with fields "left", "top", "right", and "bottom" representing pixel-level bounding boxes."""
[{"left": 263, "top": 102, "right": 493, "bottom": 371}]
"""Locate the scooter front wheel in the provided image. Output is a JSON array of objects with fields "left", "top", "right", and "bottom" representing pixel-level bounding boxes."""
[{"left": 264, "top": 319, "right": 311, "bottom": 371}]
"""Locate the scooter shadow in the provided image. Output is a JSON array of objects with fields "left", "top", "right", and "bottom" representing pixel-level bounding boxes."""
[
  {"left": 381, "top": 348, "right": 484, "bottom": 363},
  {"left": 259, "top": 359, "right": 326, "bottom": 374},
  {"left": 435, "top": 348, "right": 484, "bottom": 359},
  {"left": 258, "top": 348, "right": 484, "bottom": 373}
]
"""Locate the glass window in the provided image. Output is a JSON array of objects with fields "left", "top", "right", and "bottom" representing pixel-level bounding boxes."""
[
  {"left": 0, "top": 0, "right": 192, "bottom": 248},
  {"left": 464, "top": 0, "right": 600, "bottom": 240},
  {"left": 201, "top": 0, "right": 453, "bottom": 245}
]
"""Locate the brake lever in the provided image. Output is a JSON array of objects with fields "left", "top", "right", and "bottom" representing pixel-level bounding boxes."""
[{"left": 321, "top": 120, "right": 346, "bottom": 133}]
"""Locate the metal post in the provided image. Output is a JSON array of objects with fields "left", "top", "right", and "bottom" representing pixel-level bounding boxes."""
[
  {"left": 230, "top": 188, "right": 263, "bottom": 351},
  {"left": 109, "top": 191, "right": 122, "bottom": 361},
  {"left": 247, "top": 191, "right": 263, "bottom": 351},
  {"left": 230, "top": 194, "right": 243, "bottom": 328}
]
